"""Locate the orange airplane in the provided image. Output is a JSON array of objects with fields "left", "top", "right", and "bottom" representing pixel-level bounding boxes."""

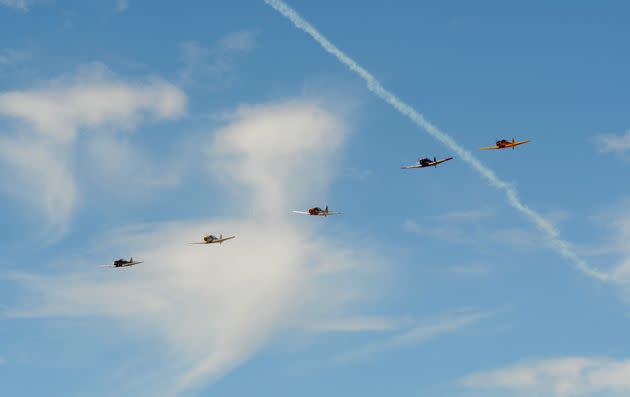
[{"left": 480, "top": 138, "right": 530, "bottom": 150}]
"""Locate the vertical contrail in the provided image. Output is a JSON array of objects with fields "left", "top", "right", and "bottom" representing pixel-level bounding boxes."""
[{"left": 264, "top": 0, "right": 609, "bottom": 281}]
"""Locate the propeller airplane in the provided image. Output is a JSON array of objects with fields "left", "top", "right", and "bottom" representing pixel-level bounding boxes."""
[
  {"left": 480, "top": 138, "right": 530, "bottom": 150},
  {"left": 401, "top": 156, "right": 454, "bottom": 169},
  {"left": 293, "top": 205, "right": 342, "bottom": 216},
  {"left": 189, "top": 234, "right": 236, "bottom": 245},
  {"left": 99, "top": 257, "right": 143, "bottom": 268}
]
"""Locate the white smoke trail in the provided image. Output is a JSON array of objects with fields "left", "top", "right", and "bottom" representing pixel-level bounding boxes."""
[{"left": 264, "top": 0, "right": 609, "bottom": 281}]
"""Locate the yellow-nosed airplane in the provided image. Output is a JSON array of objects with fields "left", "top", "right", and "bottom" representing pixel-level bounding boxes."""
[{"left": 480, "top": 138, "right": 530, "bottom": 150}]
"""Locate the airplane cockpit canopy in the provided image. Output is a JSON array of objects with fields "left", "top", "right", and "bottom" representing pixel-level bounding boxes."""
[{"left": 313, "top": 207, "right": 322, "bottom": 212}]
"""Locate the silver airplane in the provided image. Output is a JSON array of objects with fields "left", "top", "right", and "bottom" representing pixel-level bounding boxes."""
[{"left": 189, "top": 234, "right": 236, "bottom": 245}]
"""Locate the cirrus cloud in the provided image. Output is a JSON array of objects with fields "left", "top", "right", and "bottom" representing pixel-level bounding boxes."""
[
  {"left": 0, "top": 0, "right": 28, "bottom": 11},
  {"left": 0, "top": 63, "right": 186, "bottom": 236},
  {"left": 7, "top": 99, "right": 391, "bottom": 396},
  {"left": 461, "top": 356, "right": 630, "bottom": 397},
  {"left": 0, "top": 63, "right": 185, "bottom": 143},
  {"left": 596, "top": 130, "right": 630, "bottom": 155}
]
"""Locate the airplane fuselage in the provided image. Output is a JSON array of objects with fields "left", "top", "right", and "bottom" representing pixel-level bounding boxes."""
[{"left": 308, "top": 207, "right": 328, "bottom": 216}]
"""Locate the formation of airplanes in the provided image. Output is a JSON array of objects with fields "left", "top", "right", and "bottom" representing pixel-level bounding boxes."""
[{"left": 101, "top": 137, "right": 528, "bottom": 268}]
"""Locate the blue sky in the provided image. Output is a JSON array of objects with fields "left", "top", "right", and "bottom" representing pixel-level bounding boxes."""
[{"left": 1, "top": 1, "right": 630, "bottom": 396}]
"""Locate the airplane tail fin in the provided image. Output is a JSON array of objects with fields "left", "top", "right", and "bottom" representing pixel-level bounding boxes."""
[{"left": 512, "top": 138, "right": 515, "bottom": 143}]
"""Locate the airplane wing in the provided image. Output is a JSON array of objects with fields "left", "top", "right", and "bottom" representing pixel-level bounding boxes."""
[
  {"left": 293, "top": 210, "right": 342, "bottom": 216},
  {"left": 400, "top": 164, "right": 423, "bottom": 169},
  {"left": 479, "top": 145, "right": 500, "bottom": 150},
  {"left": 215, "top": 236, "right": 236, "bottom": 243},
  {"left": 508, "top": 139, "right": 530, "bottom": 147},
  {"left": 121, "top": 261, "right": 143, "bottom": 267},
  {"left": 98, "top": 261, "right": 143, "bottom": 268},
  {"left": 429, "top": 157, "right": 454, "bottom": 166}
]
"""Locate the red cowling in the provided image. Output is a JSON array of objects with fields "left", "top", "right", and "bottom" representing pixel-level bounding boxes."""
[{"left": 308, "top": 208, "right": 316, "bottom": 215}]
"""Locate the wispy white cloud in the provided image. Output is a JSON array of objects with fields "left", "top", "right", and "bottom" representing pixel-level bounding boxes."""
[
  {"left": 82, "top": 134, "right": 182, "bottom": 192},
  {"left": 218, "top": 30, "right": 257, "bottom": 52},
  {"left": 179, "top": 41, "right": 211, "bottom": 84},
  {"left": 306, "top": 316, "right": 403, "bottom": 333},
  {"left": 403, "top": 219, "right": 473, "bottom": 244},
  {"left": 449, "top": 263, "right": 491, "bottom": 276},
  {"left": 8, "top": 99, "right": 390, "bottom": 396},
  {"left": 0, "top": 63, "right": 185, "bottom": 143},
  {"left": 334, "top": 310, "right": 492, "bottom": 365},
  {"left": 606, "top": 209, "right": 630, "bottom": 299},
  {"left": 403, "top": 209, "right": 497, "bottom": 247},
  {"left": 461, "top": 356, "right": 630, "bottom": 397},
  {"left": 0, "top": 137, "right": 76, "bottom": 236},
  {"left": 0, "top": 63, "right": 186, "bottom": 235},
  {"left": 577, "top": 203, "right": 630, "bottom": 300},
  {"left": 179, "top": 31, "right": 257, "bottom": 86},
  {"left": 403, "top": 217, "right": 541, "bottom": 252},
  {"left": 402, "top": 219, "right": 421, "bottom": 234},
  {"left": 489, "top": 227, "right": 541, "bottom": 253},
  {"left": 429, "top": 209, "right": 495, "bottom": 222},
  {"left": 208, "top": 100, "right": 345, "bottom": 211},
  {"left": 0, "top": 48, "right": 29, "bottom": 65},
  {"left": 341, "top": 167, "right": 372, "bottom": 181},
  {"left": 0, "top": 0, "right": 28, "bottom": 11},
  {"left": 115, "top": 0, "right": 128, "bottom": 12},
  {"left": 596, "top": 130, "right": 630, "bottom": 154}
]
